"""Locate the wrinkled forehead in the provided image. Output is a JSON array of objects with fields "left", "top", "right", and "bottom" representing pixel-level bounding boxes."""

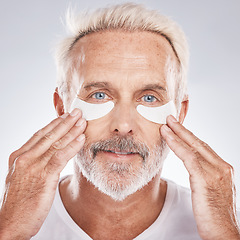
[{"left": 69, "top": 30, "right": 178, "bottom": 95}]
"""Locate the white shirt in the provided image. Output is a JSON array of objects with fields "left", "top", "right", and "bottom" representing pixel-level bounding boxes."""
[{"left": 32, "top": 177, "right": 239, "bottom": 240}]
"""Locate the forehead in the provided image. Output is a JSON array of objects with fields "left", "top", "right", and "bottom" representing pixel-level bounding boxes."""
[{"left": 70, "top": 30, "right": 177, "bottom": 86}]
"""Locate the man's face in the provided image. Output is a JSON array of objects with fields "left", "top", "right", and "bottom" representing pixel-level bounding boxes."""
[{"left": 71, "top": 30, "right": 178, "bottom": 201}]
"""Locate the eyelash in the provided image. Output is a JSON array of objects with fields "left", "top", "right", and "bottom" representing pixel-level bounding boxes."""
[
  {"left": 141, "top": 94, "right": 159, "bottom": 103},
  {"left": 88, "top": 91, "right": 160, "bottom": 103},
  {"left": 88, "top": 91, "right": 110, "bottom": 100}
]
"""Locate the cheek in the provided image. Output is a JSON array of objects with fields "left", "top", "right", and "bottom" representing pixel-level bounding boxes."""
[
  {"left": 139, "top": 121, "right": 163, "bottom": 150},
  {"left": 84, "top": 118, "right": 111, "bottom": 143},
  {"left": 83, "top": 110, "right": 163, "bottom": 149}
]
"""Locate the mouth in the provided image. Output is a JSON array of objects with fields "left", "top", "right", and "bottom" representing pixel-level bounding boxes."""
[
  {"left": 98, "top": 149, "right": 140, "bottom": 160},
  {"left": 104, "top": 150, "right": 138, "bottom": 155}
]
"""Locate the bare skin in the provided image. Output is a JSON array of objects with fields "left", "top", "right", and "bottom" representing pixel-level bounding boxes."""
[
  {"left": 161, "top": 115, "right": 240, "bottom": 239},
  {"left": 60, "top": 173, "right": 167, "bottom": 240},
  {"left": 58, "top": 31, "right": 240, "bottom": 239},
  {"left": 55, "top": 30, "right": 186, "bottom": 240},
  {"left": 0, "top": 110, "right": 87, "bottom": 239},
  {"left": 0, "top": 30, "right": 239, "bottom": 240}
]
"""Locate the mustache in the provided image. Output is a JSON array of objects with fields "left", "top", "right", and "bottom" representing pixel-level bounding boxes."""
[{"left": 90, "top": 136, "right": 150, "bottom": 161}]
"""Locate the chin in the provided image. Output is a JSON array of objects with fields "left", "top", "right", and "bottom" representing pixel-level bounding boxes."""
[
  {"left": 75, "top": 139, "right": 169, "bottom": 201},
  {"left": 77, "top": 156, "right": 162, "bottom": 202}
]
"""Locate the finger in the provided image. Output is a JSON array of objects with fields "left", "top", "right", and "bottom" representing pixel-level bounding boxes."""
[
  {"left": 8, "top": 113, "right": 69, "bottom": 168},
  {"left": 26, "top": 109, "right": 82, "bottom": 160},
  {"left": 37, "top": 118, "right": 87, "bottom": 165},
  {"left": 161, "top": 124, "right": 208, "bottom": 176},
  {"left": 166, "top": 115, "right": 224, "bottom": 165},
  {"left": 50, "top": 118, "right": 87, "bottom": 152},
  {"left": 45, "top": 134, "right": 85, "bottom": 174}
]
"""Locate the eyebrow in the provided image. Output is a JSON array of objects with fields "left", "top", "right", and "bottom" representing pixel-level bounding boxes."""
[
  {"left": 141, "top": 84, "right": 166, "bottom": 92},
  {"left": 83, "top": 81, "right": 110, "bottom": 90},
  {"left": 83, "top": 81, "right": 166, "bottom": 91}
]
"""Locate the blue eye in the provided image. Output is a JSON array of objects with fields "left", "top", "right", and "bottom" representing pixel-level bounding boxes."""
[
  {"left": 143, "top": 95, "right": 156, "bottom": 102},
  {"left": 93, "top": 92, "right": 106, "bottom": 100}
]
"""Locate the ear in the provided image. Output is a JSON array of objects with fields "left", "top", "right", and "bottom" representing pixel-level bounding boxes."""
[
  {"left": 53, "top": 87, "right": 65, "bottom": 117},
  {"left": 178, "top": 95, "right": 189, "bottom": 124}
]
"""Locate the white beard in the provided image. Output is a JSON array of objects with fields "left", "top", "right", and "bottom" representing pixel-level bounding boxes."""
[{"left": 75, "top": 136, "right": 169, "bottom": 201}]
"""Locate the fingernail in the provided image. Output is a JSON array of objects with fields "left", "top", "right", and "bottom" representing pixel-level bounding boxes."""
[
  {"left": 168, "top": 115, "right": 178, "bottom": 123},
  {"left": 76, "top": 134, "right": 85, "bottom": 142},
  {"left": 60, "top": 113, "right": 69, "bottom": 119},
  {"left": 75, "top": 118, "right": 86, "bottom": 127},
  {"left": 70, "top": 108, "right": 80, "bottom": 117}
]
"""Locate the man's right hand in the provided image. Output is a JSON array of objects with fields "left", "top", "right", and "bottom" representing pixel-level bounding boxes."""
[{"left": 0, "top": 109, "right": 86, "bottom": 240}]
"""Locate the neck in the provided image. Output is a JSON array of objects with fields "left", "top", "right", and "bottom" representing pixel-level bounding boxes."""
[{"left": 60, "top": 168, "right": 167, "bottom": 240}]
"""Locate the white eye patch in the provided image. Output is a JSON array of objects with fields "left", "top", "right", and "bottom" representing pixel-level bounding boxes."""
[
  {"left": 71, "top": 98, "right": 176, "bottom": 124},
  {"left": 136, "top": 100, "right": 177, "bottom": 124},
  {"left": 71, "top": 98, "right": 114, "bottom": 121}
]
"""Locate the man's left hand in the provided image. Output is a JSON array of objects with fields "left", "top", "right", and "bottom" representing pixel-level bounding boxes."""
[{"left": 160, "top": 115, "right": 240, "bottom": 240}]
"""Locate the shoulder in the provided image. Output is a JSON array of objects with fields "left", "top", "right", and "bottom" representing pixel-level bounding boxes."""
[
  {"left": 165, "top": 179, "right": 192, "bottom": 207},
  {"left": 237, "top": 208, "right": 240, "bottom": 222},
  {"left": 32, "top": 176, "right": 80, "bottom": 240},
  {"left": 160, "top": 179, "right": 201, "bottom": 239}
]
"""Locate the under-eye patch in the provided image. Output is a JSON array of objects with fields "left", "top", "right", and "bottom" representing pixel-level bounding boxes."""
[
  {"left": 71, "top": 98, "right": 114, "bottom": 121},
  {"left": 71, "top": 98, "right": 176, "bottom": 124},
  {"left": 136, "top": 100, "right": 176, "bottom": 124}
]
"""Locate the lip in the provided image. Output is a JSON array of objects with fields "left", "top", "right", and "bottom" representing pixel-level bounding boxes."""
[
  {"left": 99, "top": 150, "right": 139, "bottom": 160},
  {"left": 105, "top": 150, "right": 137, "bottom": 154}
]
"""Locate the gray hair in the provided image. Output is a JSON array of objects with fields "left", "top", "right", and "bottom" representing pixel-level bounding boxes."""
[{"left": 55, "top": 3, "right": 189, "bottom": 111}]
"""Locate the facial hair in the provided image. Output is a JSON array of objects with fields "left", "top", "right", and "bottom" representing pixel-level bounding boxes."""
[{"left": 75, "top": 135, "right": 169, "bottom": 201}]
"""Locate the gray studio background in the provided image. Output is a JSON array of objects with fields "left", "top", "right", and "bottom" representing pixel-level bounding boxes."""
[{"left": 1, "top": 0, "right": 240, "bottom": 208}]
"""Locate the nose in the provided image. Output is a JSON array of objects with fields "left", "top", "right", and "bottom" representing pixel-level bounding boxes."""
[{"left": 109, "top": 103, "right": 136, "bottom": 135}]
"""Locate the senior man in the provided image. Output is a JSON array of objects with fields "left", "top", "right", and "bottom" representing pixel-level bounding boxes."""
[{"left": 0, "top": 3, "right": 239, "bottom": 240}]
